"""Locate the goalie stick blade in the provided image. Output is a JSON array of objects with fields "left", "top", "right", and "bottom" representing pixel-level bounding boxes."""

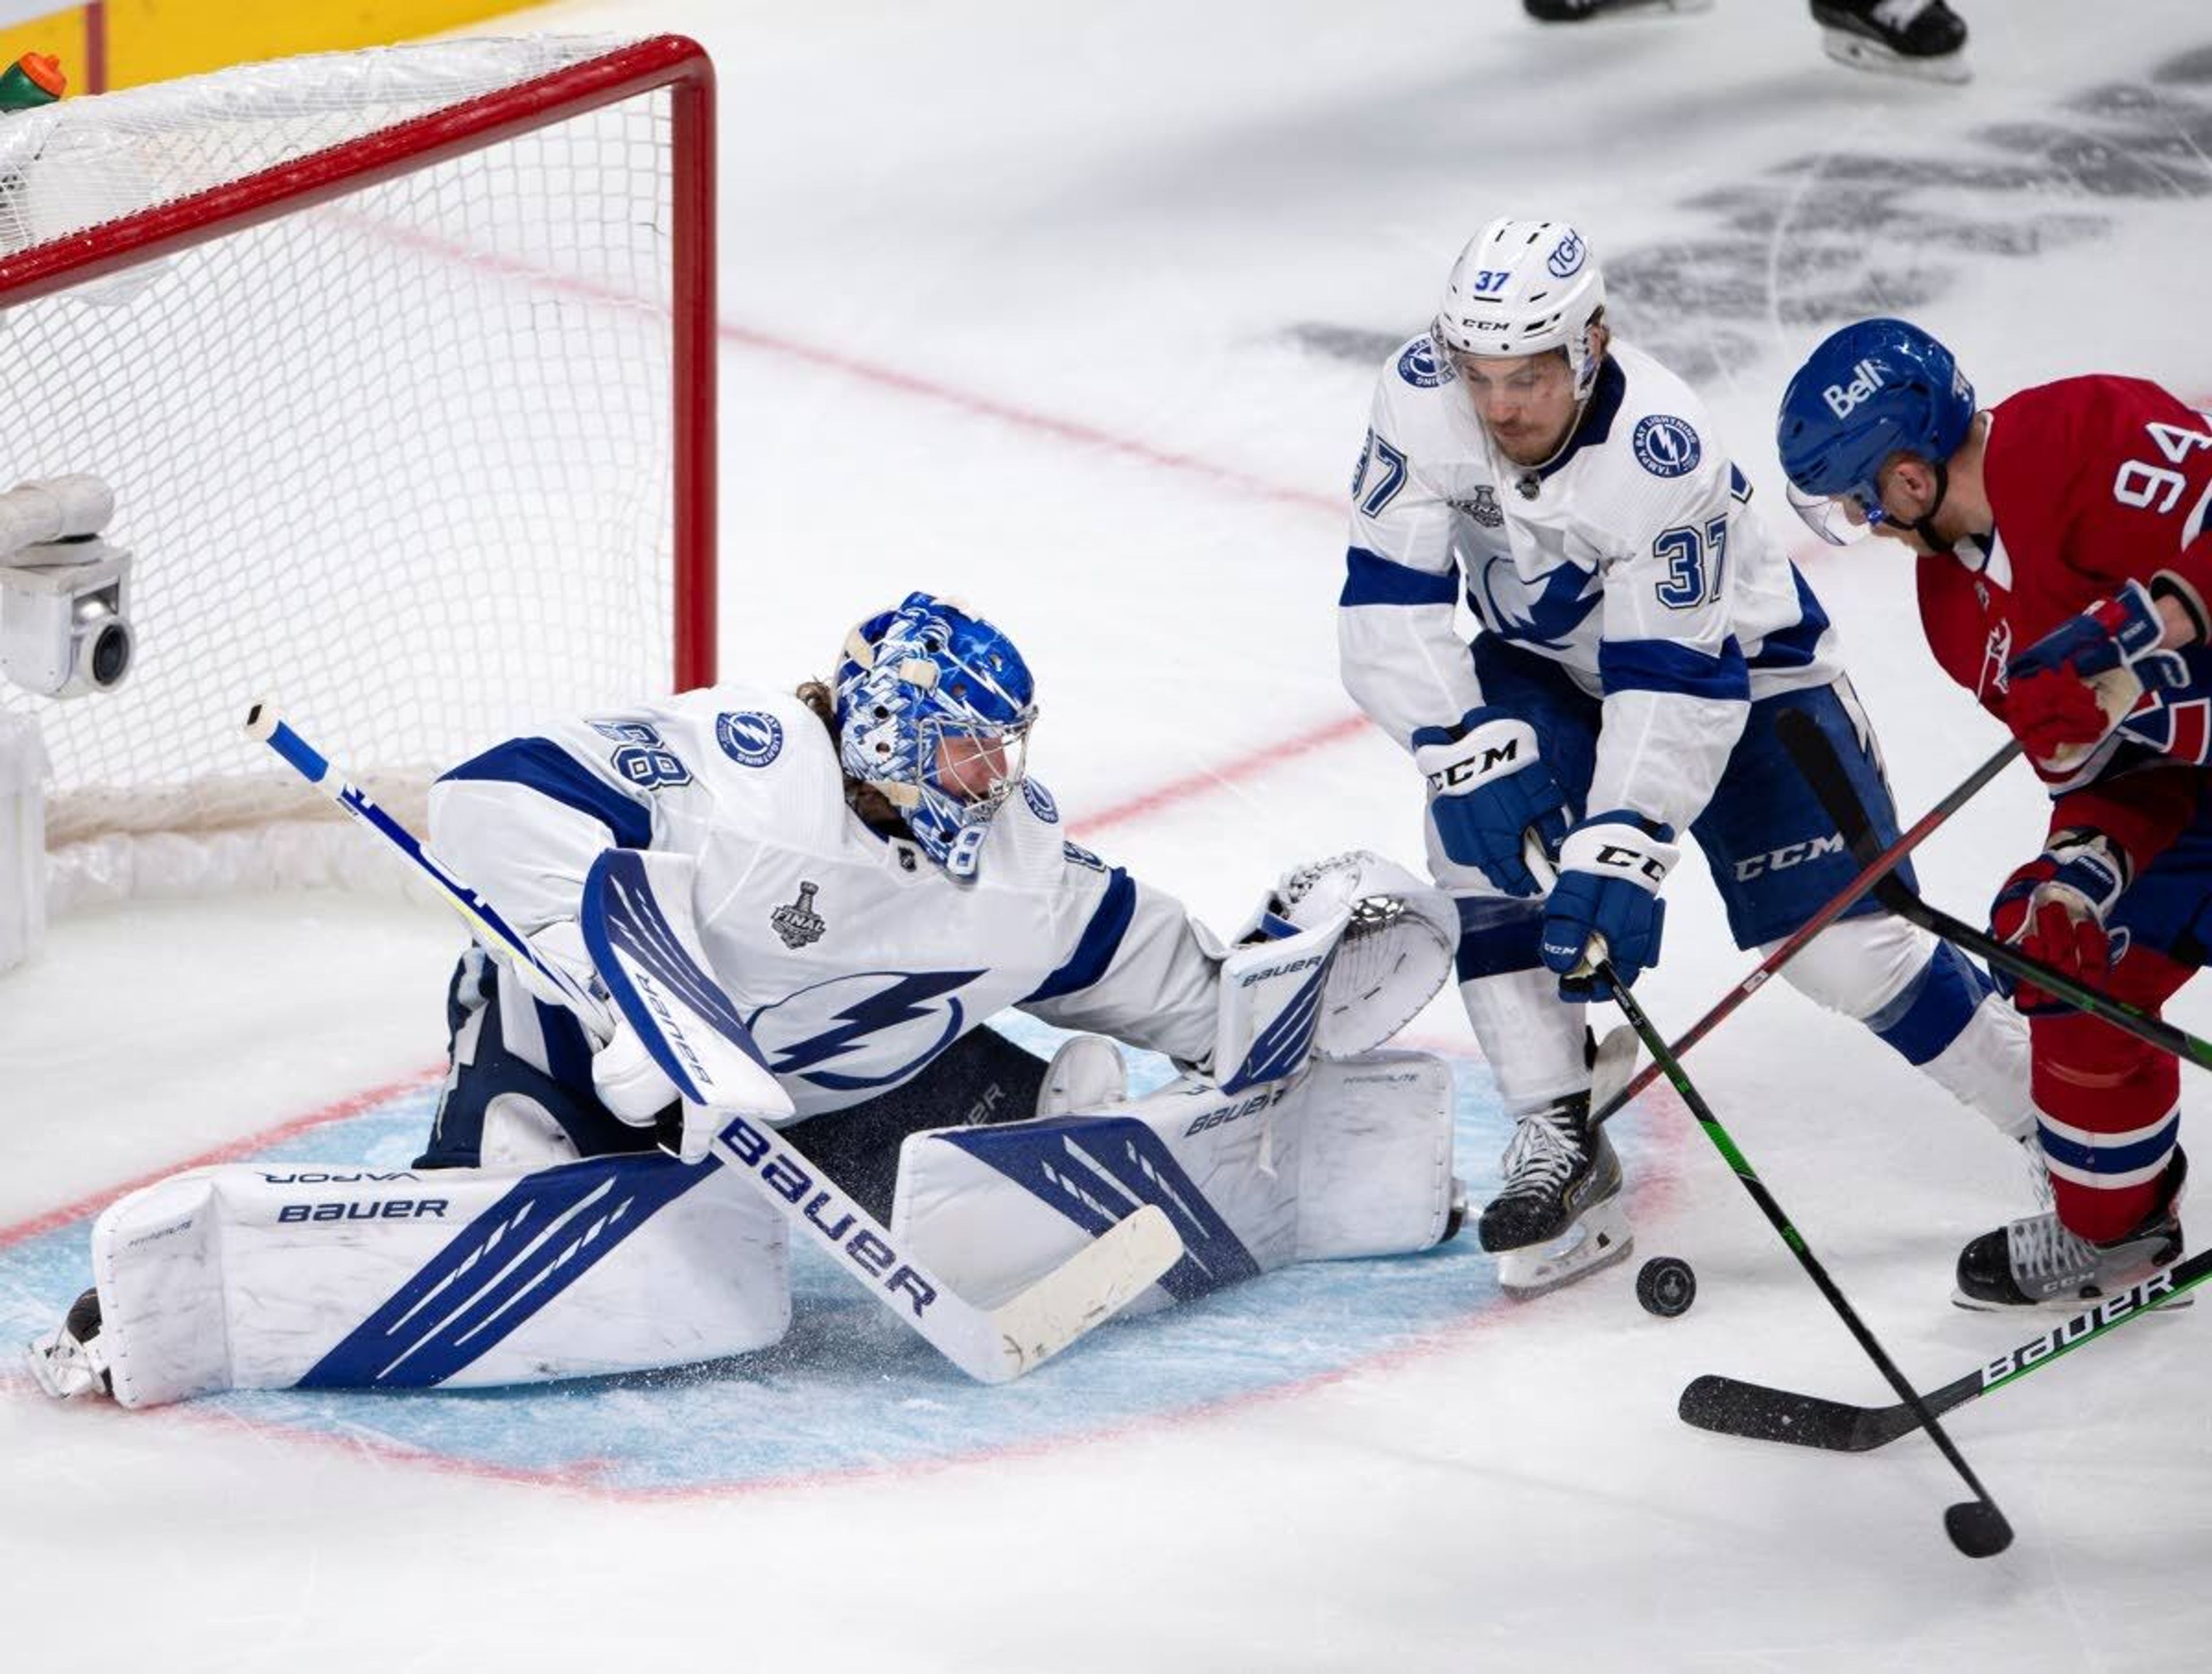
[{"left": 983, "top": 1204, "right": 1183, "bottom": 1379}]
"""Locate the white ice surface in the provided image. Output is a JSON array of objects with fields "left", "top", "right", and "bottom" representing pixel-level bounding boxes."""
[{"left": 6, "top": 0, "right": 2212, "bottom": 1666}]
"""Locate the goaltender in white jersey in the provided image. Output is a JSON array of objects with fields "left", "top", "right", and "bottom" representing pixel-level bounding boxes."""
[
  {"left": 1338, "top": 218, "right": 2033, "bottom": 1296},
  {"left": 31, "top": 593, "right": 1465, "bottom": 1405}
]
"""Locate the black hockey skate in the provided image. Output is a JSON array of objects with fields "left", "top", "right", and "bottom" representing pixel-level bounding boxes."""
[
  {"left": 1523, "top": 0, "right": 1712, "bottom": 21},
  {"left": 1810, "top": 0, "right": 1969, "bottom": 84},
  {"left": 1479, "top": 1090, "right": 1633, "bottom": 1298},
  {"left": 25, "top": 1286, "right": 111, "bottom": 1399},
  {"left": 1955, "top": 1151, "right": 2187, "bottom": 1311}
]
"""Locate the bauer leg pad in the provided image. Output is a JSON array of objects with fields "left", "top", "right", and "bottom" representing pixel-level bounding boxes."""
[
  {"left": 74, "top": 1152, "right": 789, "bottom": 1407},
  {"left": 890, "top": 1050, "right": 1457, "bottom": 1314}
]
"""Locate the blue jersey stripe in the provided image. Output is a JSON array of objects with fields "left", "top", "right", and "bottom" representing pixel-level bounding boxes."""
[
  {"left": 1599, "top": 635, "right": 1750, "bottom": 702},
  {"left": 1340, "top": 546, "right": 1460, "bottom": 608},
  {"left": 1025, "top": 867, "right": 1138, "bottom": 1003},
  {"left": 1745, "top": 565, "right": 1833, "bottom": 672},
  {"left": 441, "top": 737, "right": 653, "bottom": 850}
]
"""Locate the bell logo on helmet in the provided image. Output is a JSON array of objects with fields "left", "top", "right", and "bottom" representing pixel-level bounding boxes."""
[{"left": 1822, "top": 358, "right": 1889, "bottom": 421}]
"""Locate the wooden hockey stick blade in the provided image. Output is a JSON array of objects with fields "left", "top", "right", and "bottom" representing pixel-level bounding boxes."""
[
  {"left": 1680, "top": 1245, "right": 2212, "bottom": 1451},
  {"left": 982, "top": 1203, "right": 1183, "bottom": 1376}
]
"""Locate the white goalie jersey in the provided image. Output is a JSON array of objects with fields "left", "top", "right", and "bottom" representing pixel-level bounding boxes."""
[
  {"left": 426, "top": 685, "right": 1222, "bottom": 1120},
  {"left": 1337, "top": 336, "right": 1842, "bottom": 832}
]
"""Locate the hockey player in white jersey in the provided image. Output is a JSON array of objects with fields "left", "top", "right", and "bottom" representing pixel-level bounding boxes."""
[
  {"left": 1337, "top": 218, "right": 2032, "bottom": 1296},
  {"left": 31, "top": 592, "right": 1463, "bottom": 1404}
]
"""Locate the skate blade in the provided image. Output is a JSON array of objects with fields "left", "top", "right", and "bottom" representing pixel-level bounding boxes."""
[
  {"left": 23, "top": 1330, "right": 100, "bottom": 1400},
  {"left": 1555, "top": 0, "right": 1715, "bottom": 21},
  {"left": 1819, "top": 31, "right": 1971, "bottom": 85},
  {"left": 1498, "top": 1200, "right": 1633, "bottom": 1300}
]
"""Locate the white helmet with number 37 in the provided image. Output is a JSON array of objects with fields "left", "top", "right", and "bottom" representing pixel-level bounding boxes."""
[{"left": 1433, "top": 217, "right": 1608, "bottom": 400}]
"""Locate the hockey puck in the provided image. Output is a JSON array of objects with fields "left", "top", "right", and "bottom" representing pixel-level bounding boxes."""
[{"left": 1636, "top": 1256, "right": 1696, "bottom": 1318}]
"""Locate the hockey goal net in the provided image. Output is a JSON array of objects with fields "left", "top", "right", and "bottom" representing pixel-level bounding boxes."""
[{"left": 0, "top": 34, "right": 715, "bottom": 914}]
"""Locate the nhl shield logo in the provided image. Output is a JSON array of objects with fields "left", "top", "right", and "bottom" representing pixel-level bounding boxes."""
[{"left": 770, "top": 881, "right": 826, "bottom": 949}]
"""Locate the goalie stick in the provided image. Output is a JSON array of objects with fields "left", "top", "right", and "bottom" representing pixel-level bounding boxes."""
[
  {"left": 1524, "top": 840, "right": 2013, "bottom": 1559},
  {"left": 1679, "top": 1246, "right": 2212, "bottom": 1452},
  {"left": 1779, "top": 711, "right": 2212, "bottom": 1074},
  {"left": 246, "top": 701, "right": 1183, "bottom": 1384},
  {"left": 1590, "top": 734, "right": 2022, "bottom": 1130}
]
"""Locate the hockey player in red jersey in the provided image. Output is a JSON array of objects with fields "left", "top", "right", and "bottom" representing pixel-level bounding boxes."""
[{"left": 1777, "top": 319, "right": 2207, "bottom": 1308}]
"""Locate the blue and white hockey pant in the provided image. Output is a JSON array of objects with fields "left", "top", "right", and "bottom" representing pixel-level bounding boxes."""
[
  {"left": 1444, "top": 637, "right": 2030, "bottom": 1134},
  {"left": 418, "top": 949, "right": 1050, "bottom": 1220}
]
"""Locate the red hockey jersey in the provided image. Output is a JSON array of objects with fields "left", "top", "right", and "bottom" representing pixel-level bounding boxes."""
[{"left": 1916, "top": 374, "right": 2212, "bottom": 866}]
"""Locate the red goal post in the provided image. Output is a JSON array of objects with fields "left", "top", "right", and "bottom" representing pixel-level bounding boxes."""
[{"left": 0, "top": 34, "right": 716, "bottom": 910}]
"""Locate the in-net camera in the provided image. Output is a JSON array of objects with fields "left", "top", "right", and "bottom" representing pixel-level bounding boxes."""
[{"left": 0, "top": 476, "right": 132, "bottom": 698}]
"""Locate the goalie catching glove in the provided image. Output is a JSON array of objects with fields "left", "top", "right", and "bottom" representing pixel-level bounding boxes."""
[{"left": 1211, "top": 850, "right": 1455, "bottom": 1089}]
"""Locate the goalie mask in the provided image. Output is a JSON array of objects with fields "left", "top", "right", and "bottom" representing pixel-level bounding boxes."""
[{"left": 834, "top": 592, "right": 1037, "bottom": 880}]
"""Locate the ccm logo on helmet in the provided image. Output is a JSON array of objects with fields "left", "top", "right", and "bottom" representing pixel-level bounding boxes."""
[{"left": 1822, "top": 358, "right": 1888, "bottom": 420}]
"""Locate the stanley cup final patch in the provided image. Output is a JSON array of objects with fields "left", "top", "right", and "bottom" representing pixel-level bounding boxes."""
[{"left": 770, "top": 881, "right": 827, "bottom": 949}]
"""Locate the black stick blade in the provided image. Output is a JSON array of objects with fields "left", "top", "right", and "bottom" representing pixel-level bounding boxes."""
[
  {"left": 1945, "top": 1499, "right": 2015, "bottom": 1559},
  {"left": 1679, "top": 1374, "right": 1867, "bottom": 1449}
]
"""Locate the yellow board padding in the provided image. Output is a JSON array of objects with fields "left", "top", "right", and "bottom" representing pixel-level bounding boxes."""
[
  {"left": 0, "top": 11, "right": 86, "bottom": 92},
  {"left": 105, "top": 1, "right": 545, "bottom": 90}
]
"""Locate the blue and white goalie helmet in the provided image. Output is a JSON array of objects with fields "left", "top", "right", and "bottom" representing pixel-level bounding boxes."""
[
  {"left": 1776, "top": 317, "right": 1976, "bottom": 544},
  {"left": 835, "top": 591, "right": 1038, "bottom": 880},
  {"left": 1433, "top": 217, "right": 1607, "bottom": 401}
]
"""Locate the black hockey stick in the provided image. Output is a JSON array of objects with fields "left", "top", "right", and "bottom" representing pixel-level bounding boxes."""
[
  {"left": 1680, "top": 1246, "right": 2212, "bottom": 1451},
  {"left": 1590, "top": 734, "right": 2022, "bottom": 1130},
  {"left": 1521, "top": 840, "right": 2012, "bottom": 1558},
  {"left": 1778, "top": 711, "right": 2212, "bottom": 1074}
]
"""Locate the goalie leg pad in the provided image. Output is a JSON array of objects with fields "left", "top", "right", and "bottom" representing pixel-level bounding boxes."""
[
  {"left": 81, "top": 1153, "right": 789, "bottom": 1407},
  {"left": 890, "top": 1050, "right": 1456, "bottom": 1315}
]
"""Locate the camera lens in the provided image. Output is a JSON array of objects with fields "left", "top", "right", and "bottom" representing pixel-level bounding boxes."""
[{"left": 89, "top": 617, "right": 131, "bottom": 690}]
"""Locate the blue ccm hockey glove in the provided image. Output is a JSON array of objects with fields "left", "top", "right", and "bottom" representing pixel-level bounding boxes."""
[
  {"left": 1539, "top": 812, "right": 1680, "bottom": 1002},
  {"left": 1412, "top": 709, "right": 1573, "bottom": 899}
]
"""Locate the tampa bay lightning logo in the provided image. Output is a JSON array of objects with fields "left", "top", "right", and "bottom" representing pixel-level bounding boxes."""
[
  {"left": 1476, "top": 554, "right": 1600, "bottom": 649},
  {"left": 747, "top": 969, "right": 984, "bottom": 1092},
  {"left": 1022, "top": 779, "right": 1059, "bottom": 823},
  {"left": 1632, "top": 415, "right": 1702, "bottom": 479},
  {"left": 1396, "top": 338, "right": 1450, "bottom": 388},
  {"left": 715, "top": 710, "right": 783, "bottom": 768},
  {"left": 1547, "top": 231, "right": 1586, "bottom": 279}
]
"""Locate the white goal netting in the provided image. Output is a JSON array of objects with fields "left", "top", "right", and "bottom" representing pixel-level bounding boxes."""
[{"left": 0, "top": 36, "right": 711, "bottom": 912}]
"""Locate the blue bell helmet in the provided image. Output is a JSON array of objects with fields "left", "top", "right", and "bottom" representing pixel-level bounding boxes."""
[{"left": 1775, "top": 318, "right": 1975, "bottom": 544}]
